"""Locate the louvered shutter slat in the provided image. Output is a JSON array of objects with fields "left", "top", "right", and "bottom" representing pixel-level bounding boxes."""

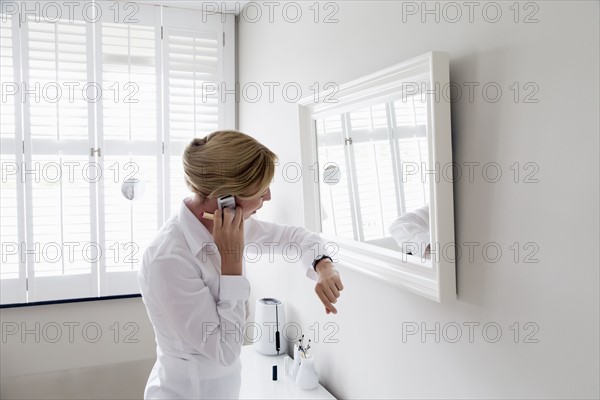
[
  {"left": 0, "top": 16, "right": 15, "bottom": 139},
  {"left": 99, "top": 15, "right": 160, "bottom": 277},
  {"left": 0, "top": 155, "right": 20, "bottom": 279},
  {"left": 165, "top": 20, "right": 222, "bottom": 215}
]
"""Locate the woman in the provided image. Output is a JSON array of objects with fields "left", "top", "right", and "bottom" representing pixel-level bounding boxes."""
[{"left": 137, "top": 130, "right": 344, "bottom": 399}]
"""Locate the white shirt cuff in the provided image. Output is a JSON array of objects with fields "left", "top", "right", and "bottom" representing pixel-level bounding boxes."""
[
  {"left": 219, "top": 275, "right": 251, "bottom": 301},
  {"left": 305, "top": 265, "right": 319, "bottom": 281}
]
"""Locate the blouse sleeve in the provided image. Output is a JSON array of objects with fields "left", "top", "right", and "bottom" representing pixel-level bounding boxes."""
[
  {"left": 146, "top": 254, "right": 249, "bottom": 367},
  {"left": 244, "top": 217, "right": 332, "bottom": 281}
]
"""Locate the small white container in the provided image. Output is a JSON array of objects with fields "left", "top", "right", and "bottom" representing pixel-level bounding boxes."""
[
  {"left": 289, "top": 344, "right": 302, "bottom": 380},
  {"left": 295, "top": 355, "right": 319, "bottom": 390}
]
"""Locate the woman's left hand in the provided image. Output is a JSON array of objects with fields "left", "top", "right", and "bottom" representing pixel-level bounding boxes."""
[{"left": 314, "top": 260, "right": 343, "bottom": 314}]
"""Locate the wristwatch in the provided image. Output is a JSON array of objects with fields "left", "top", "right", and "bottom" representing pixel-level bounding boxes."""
[{"left": 312, "top": 255, "right": 333, "bottom": 271}]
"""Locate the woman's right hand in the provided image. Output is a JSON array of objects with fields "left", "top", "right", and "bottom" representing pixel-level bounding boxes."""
[{"left": 212, "top": 206, "right": 244, "bottom": 275}]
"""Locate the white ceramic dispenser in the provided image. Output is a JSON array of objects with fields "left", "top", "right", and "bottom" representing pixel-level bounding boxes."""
[{"left": 254, "top": 298, "right": 287, "bottom": 355}]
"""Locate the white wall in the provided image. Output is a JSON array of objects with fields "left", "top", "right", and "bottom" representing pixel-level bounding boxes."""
[
  {"left": 238, "top": 1, "right": 599, "bottom": 398},
  {"left": 0, "top": 297, "right": 156, "bottom": 378}
]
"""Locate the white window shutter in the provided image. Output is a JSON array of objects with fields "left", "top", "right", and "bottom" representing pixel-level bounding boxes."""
[
  {"left": 162, "top": 8, "right": 235, "bottom": 216},
  {"left": 315, "top": 116, "right": 355, "bottom": 240},
  {"left": 393, "top": 97, "right": 429, "bottom": 212},
  {"left": 95, "top": 3, "right": 162, "bottom": 296},
  {"left": 348, "top": 104, "right": 398, "bottom": 242},
  {"left": 0, "top": 12, "right": 27, "bottom": 304},
  {"left": 19, "top": 12, "right": 97, "bottom": 302}
]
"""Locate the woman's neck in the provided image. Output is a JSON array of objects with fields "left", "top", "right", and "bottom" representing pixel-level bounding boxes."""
[{"left": 184, "top": 195, "right": 217, "bottom": 235}]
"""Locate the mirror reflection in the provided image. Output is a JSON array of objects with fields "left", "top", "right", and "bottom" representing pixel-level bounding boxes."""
[{"left": 315, "top": 95, "right": 432, "bottom": 259}]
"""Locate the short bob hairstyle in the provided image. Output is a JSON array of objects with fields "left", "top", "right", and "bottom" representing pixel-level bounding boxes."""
[{"left": 182, "top": 130, "right": 278, "bottom": 204}]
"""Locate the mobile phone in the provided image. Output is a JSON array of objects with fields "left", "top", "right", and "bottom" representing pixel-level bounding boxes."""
[{"left": 217, "top": 195, "right": 236, "bottom": 215}]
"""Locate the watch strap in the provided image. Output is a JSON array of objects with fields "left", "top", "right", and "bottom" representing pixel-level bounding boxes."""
[{"left": 312, "top": 255, "right": 333, "bottom": 271}]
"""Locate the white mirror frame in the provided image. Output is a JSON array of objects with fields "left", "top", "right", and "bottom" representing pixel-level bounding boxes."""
[{"left": 298, "top": 51, "right": 456, "bottom": 302}]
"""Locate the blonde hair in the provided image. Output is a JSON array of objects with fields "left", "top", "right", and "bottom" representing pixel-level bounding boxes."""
[{"left": 182, "top": 130, "right": 278, "bottom": 204}]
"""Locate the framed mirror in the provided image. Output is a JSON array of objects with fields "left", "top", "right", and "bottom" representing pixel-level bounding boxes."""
[{"left": 298, "top": 52, "right": 456, "bottom": 302}]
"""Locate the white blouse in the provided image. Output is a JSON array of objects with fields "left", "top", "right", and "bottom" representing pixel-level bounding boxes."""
[
  {"left": 137, "top": 200, "right": 323, "bottom": 399},
  {"left": 389, "top": 204, "right": 430, "bottom": 257}
]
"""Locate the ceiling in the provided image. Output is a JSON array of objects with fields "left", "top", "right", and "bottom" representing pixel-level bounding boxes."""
[{"left": 118, "top": 0, "right": 250, "bottom": 14}]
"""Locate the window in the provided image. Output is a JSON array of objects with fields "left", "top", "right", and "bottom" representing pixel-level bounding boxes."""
[
  {"left": 315, "top": 98, "right": 430, "bottom": 248},
  {"left": 0, "top": 4, "right": 234, "bottom": 305}
]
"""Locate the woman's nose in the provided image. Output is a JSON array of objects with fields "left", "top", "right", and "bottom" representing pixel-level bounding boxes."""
[{"left": 264, "top": 188, "right": 271, "bottom": 201}]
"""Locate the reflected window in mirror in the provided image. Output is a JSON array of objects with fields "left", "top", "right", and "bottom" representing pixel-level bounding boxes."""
[{"left": 314, "top": 98, "right": 431, "bottom": 256}]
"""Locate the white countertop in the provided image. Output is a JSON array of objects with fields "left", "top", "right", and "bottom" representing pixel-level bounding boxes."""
[{"left": 239, "top": 345, "right": 336, "bottom": 399}]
